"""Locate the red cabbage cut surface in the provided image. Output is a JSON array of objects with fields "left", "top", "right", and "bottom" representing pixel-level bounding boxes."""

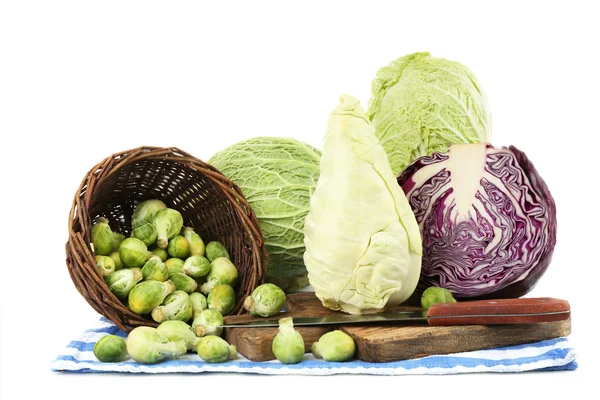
[{"left": 397, "top": 143, "right": 557, "bottom": 299}]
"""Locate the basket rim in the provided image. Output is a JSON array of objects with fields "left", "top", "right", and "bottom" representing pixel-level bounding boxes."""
[{"left": 66, "top": 145, "right": 267, "bottom": 332}]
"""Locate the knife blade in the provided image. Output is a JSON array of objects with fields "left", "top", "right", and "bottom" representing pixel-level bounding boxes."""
[{"left": 222, "top": 297, "right": 570, "bottom": 328}]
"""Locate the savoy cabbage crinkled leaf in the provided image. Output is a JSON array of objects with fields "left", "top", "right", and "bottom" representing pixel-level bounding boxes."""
[
  {"left": 367, "top": 52, "right": 492, "bottom": 176},
  {"left": 209, "top": 137, "right": 321, "bottom": 291},
  {"left": 303, "top": 95, "right": 422, "bottom": 314}
]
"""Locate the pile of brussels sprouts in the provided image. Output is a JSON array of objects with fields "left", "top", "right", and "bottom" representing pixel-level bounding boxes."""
[
  {"left": 91, "top": 199, "right": 292, "bottom": 364},
  {"left": 92, "top": 199, "right": 240, "bottom": 323},
  {"left": 91, "top": 199, "right": 455, "bottom": 365}
]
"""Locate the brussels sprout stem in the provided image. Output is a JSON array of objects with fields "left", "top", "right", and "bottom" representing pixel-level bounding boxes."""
[
  {"left": 195, "top": 326, "right": 207, "bottom": 337},
  {"left": 151, "top": 307, "right": 168, "bottom": 323},
  {"left": 277, "top": 317, "right": 295, "bottom": 333},
  {"left": 243, "top": 296, "right": 255, "bottom": 313},
  {"left": 164, "top": 280, "right": 176, "bottom": 295},
  {"left": 157, "top": 238, "right": 169, "bottom": 249},
  {"left": 131, "top": 268, "right": 143, "bottom": 282}
]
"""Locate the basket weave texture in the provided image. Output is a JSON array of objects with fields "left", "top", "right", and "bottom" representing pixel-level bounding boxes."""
[{"left": 65, "top": 146, "right": 266, "bottom": 332}]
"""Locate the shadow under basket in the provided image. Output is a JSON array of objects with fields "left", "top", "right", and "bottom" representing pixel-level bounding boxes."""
[{"left": 65, "top": 146, "right": 267, "bottom": 332}]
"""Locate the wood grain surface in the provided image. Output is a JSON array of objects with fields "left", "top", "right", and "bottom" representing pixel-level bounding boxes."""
[
  {"left": 342, "top": 318, "right": 571, "bottom": 362},
  {"left": 223, "top": 292, "right": 571, "bottom": 363}
]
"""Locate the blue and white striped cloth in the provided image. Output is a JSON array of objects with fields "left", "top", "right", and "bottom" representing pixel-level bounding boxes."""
[{"left": 50, "top": 317, "right": 577, "bottom": 375}]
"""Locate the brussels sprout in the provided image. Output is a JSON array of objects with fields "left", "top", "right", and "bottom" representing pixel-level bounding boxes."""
[
  {"left": 182, "top": 255, "right": 211, "bottom": 279},
  {"left": 92, "top": 217, "right": 114, "bottom": 256},
  {"left": 190, "top": 292, "right": 208, "bottom": 319},
  {"left": 132, "top": 199, "right": 167, "bottom": 223},
  {"left": 196, "top": 336, "right": 236, "bottom": 363},
  {"left": 207, "top": 284, "right": 236, "bottom": 316},
  {"left": 167, "top": 235, "right": 190, "bottom": 259},
  {"left": 169, "top": 272, "right": 198, "bottom": 293},
  {"left": 126, "top": 326, "right": 187, "bottom": 364},
  {"left": 192, "top": 308, "right": 224, "bottom": 337},
  {"left": 156, "top": 320, "right": 200, "bottom": 352},
  {"left": 94, "top": 334, "right": 128, "bottom": 362},
  {"left": 153, "top": 208, "right": 184, "bottom": 249},
  {"left": 119, "top": 237, "right": 150, "bottom": 268},
  {"left": 95, "top": 255, "right": 116, "bottom": 277},
  {"left": 112, "top": 232, "right": 125, "bottom": 252},
  {"left": 311, "top": 330, "right": 355, "bottom": 362},
  {"left": 183, "top": 226, "right": 205, "bottom": 257},
  {"left": 105, "top": 267, "right": 143, "bottom": 299},
  {"left": 109, "top": 251, "right": 124, "bottom": 271},
  {"left": 244, "top": 283, "right": 286, "bottom": 317},
  {"left": 132, "top": 218, "right": 158, "bottom": 247},
  {"left": 200, "top": 257, "right": 238, "bottom": 295},
  {"left": 150, "top": 247, "right": 168, "bottom": 262},
  {"left": 165, "top": 258, "right": 185, "bottom": 274},
  {"left": 272, "top": 317, "right": 304, "bottom": 364},
  {"left": 421, "top": 287, "right": 457, "bottom": 311},
  {"left": 128, "top": 280, "right": 176, "bottom": 315},
  {"left": 141, "top": 255, "right": 169, "bottom": 282},
  {"left": 151, "top": 290, "right": 193, "bottom": 323},
  {"left": 205, "top": 241, "right": 230, "bottom": 263}
]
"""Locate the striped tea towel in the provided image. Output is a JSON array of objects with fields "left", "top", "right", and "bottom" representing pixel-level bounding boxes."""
[{"left": 50, "top": 317, "right": 578, "bottom": 375}]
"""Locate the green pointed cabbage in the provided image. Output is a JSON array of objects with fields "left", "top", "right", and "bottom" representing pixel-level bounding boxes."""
[
  {"left": 209, "top": 137, "right": 321, "bottom": 292},
  {"left": 303, "top": 95, "right": 422, "bottom": 314},
  {"left": 367, "top": 52, "right": 492, "bottom": 176}
]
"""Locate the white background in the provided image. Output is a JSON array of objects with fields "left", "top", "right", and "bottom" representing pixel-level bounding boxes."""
[{"left": 1, "top": 1, "right": 598, "bottom": 398}]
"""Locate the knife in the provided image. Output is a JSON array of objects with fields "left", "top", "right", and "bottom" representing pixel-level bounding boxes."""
[{"left": 222, "top": 297, "right": 570, "bottom": 328}]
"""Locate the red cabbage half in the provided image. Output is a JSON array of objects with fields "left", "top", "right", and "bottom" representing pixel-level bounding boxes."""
[{"left": 397, "top": 143, "right": 557, "bottom": 300}]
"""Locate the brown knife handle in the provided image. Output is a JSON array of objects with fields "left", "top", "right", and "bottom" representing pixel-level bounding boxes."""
[{"left": 426, "top": 297, "right": 571, "bottom": 326}]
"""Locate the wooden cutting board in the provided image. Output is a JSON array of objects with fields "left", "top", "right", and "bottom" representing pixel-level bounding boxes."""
[{"left": 223, "top": 292, "right": 571, "bottom": 363}]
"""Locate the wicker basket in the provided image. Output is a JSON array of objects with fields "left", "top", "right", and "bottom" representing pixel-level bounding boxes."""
[{"left": 65, "top": 146, "right": 266, "bottom": 332}]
